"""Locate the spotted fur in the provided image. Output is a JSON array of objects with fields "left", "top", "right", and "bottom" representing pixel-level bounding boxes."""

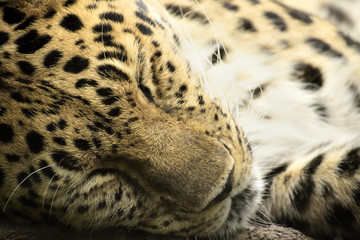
[{"left": 0, "top": 0, "right": 360, "bottom": 239}]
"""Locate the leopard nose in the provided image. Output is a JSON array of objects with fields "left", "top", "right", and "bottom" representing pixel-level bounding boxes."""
[{"left": 211, "top": 167, "right": 233, "bottom": 204}]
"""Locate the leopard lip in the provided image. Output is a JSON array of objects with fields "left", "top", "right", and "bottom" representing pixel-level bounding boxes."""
[{"left": 207, "top": 167, "right": 234, "bottom": 207}]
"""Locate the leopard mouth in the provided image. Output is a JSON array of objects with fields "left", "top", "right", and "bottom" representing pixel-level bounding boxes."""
[{"left": 213, "top": 165, "right": 264, "bottom": 238}]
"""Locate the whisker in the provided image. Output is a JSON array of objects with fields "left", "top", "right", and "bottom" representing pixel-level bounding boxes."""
[
  {"left": 49, "top": 173, "right": 68, "bottom": 217},
  {"left": 3, "top": 164, "right": 56, "bottom": 212},
  {"left": 42, "top": 172, "right": 59, "bottom": 209}
]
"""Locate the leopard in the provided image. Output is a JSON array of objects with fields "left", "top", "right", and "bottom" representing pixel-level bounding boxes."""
[{"left": 1, "top": 0, "right": 360, "bottom": 239}]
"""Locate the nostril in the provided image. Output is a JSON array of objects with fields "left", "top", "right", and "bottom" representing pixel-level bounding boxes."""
[{"left": 212, "top": 167, "right": 234, "bottom": 204}]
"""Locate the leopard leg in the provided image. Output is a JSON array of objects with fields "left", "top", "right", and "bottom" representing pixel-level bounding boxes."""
[{"left": 263, "top": 140, "right": 360, "bottom": 239}]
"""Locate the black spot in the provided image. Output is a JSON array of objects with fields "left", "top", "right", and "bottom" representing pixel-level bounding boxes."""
[
  {"left": 152, "top": 41, "right": 160, "bottom": 47},
  {"left": 165, "top": 4, "right": 209, "bottom": 24},
  {"left": 338, "top": 148, "right": 360, "bottom": 176},
  {"left": 179, "top": 85, "right": 187, "bottom": 92},
  {"left": 53, "top": 137, "right": 66, "bottom": 146},
  {"left": 63, "top": 56, "right": 89, "bottom": 73},
  {"left": 324, "top": 4, "right": 353, "bottom": 27},
  {"left": 128, "top": 206, "right": 136, "bottom": 220},
  {"left": 251, "top": 85, "right": 265, "bottom": 98},
  {"left": 304, "top": 154, "right": 323, "bottom": 175},
  {"left": 293, "top": 63, "right": 323, "bottom": 90},
  {"left": 102, "top": 96, "right": 119, "bottom": 105},
  {"left": 96, "top": 88, "right": 113, "bottom": 97},
  {"left": 97, "top": 51, "right": 127, "bottom": 62},
  {"left": 115, "top": 188, "right": 122, "bottom": 201},
  {"left": 11, "top": 92, "right": 30, "bottom": 103},
  {"left": 3, "top": 52, "right": 10, "bottom": 60},
  {"left": 339, "top": 31, "right": 360, "bottom": 54},
  {"left": 44, "top": 9, "right": 57, "bottom": 19},
  {"left": 15, "top": 78, "right": 31, "bottom": 85},
  {"left": 26, "top": 131, "right": 45, "bottom": 154},
  {"left": 86, "top": 125, "right": 99, "bottom": 132},
  {"left": 44, "top": 50, "right": 63, "bottom": 68},
  {"left": 263, "top": 164, "right": 288, "bottom": 196},
  {"left": 0, "top": 69, "right": 14, "bottom": 79},
  {"left": 136, "top": 23, "right": 153, "bottom": 35},
  {"left": 173, "top": 34, "right": 180, "bottom": 46},
  {"left": 211, "top": 45, "right": 227, "bottom": 64},
  {"left": 93, "top": 34, "right": 120, "bottom": 48},
  {"left": 291, "top": 176, "right": 314, "bottom": 212},
  {"left": 99, "top": 12, "right": 124, "bottom": 23},
  {"left": 60, "top": 14, "right": 84, "bottom": 32},
  {"left": 264, "top": 12, "right": 287, "bottom": 32},
  {"left": 5, "top": 154, "right": 20, "bottom": 162},
  {"left": 92, "top": 23, "right": 113, "bottom": 33},
  {"left": 77, "top": 205, "right": 89, "bottom": 213},
  {"left": 75, "top": 39, "right": 84, "bottom": 45},
  {"left": 288, "top": 9, "right": 312, "bottom": 24},
  {"left": 15, "top": 30, "right": 51, "bottom": 54},
  {"left": 15, "top": 16, "right": 37, "bottom": 31},
  {"left": 19, "top": 196, "right": 38, "bottom": 208},
  {"left": 21, "top": 108, "right": 37, "bottom": 118},
  {"left": 290, "top": 155, "right": 323, "bottom": 213},
  {"left": 223, "top": 2, "right": 239, "bottom": 11},
  {"left": 97, "top": 201, "right": 106, "bottom": 209},
  {"left": 58, "top": 119, "right": 68, "bottom": 130},
  {"left": 75, "top": 78, "right": 98, "bottom": 89},
  {"left": 139, "top": 84, "right": 154, "bottom": 102},
  {"left": 97, "top": 64, "right": 130, "bottom": 81},
  {"left": 126, "top": 117, "right": 139, "bottom": 125},
  {"left": 51, "top": 151, "right": 80, "bottom": 170},
  {"left": 0, "top": 124, "right": 14, "bottom": 143},
  {"left": 3, "top": 7, "right": 25, "bottom": 25},
  {"left": 238, "top": 18, "right": 256, "bottom": 32},
  {"left": 198, "top": 96, "right": 205, "bottom": 105},
  {"left": 136, "top": 0, "right": 148, "bottom": 12},
  {"left": 306, "top": 38, "right": 343, "bottom": 58},
  {"left": 107, "top": 107, "right": 121, "bottom": 117},
  {"left": 312, "top": 103, "right": 327, "bottom": 118},
  {"left": 0, "top": 31, "right": 9, "bottom": 47},
  {"left": 17, "top": 61, "right": 36, "bottom": 76},
  {"left": 46, "top": 122, "right": 57, "bottom": 132},
  {"left": 167, "top": 61, "right": 176, "bottom": 72},
  {"left": 64, "top": 0, "right": 77, "bottom": 7},
  {"left": 116, "top": 132, "right": 122, "bottom": 140},
  {"left": 248, "top": 0, "right": 259, "bottom": 4},
  {"left": 350, "top": 85, "right": 360, "bottom": 109},
  {"left": 87, "top": 4, "right": 97, "bottom": 10},
  {"left": 136, "top": 11, "right": 156, "bottom": 27},
  {"left": 93, "top": 138, "right": 102, "bottom": 148},
  {"left": 17, "top": 172, "right": 32, "bottom": 188},
  {"left": 74, "top": 139, "right": 91, "bottom": 151}
]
